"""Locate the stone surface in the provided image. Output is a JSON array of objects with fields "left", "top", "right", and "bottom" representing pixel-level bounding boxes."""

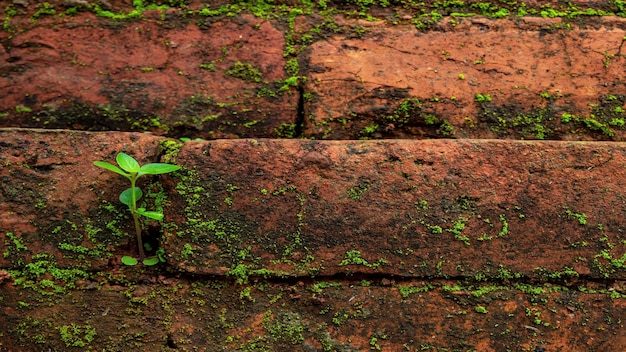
[
  {"left": 165, "top": 137, "right": 626, "bottom": 281},
  {"left": 2, "top": 2, "right": 626, "bottom": 140},
  {"left": 0, "top": 129, "right": 165, "bottom": 271},
  {"left": 2, "top": 129, "right": 626, "bottom": 350},
  {"left": 1, "top": 12, "right": 296, "bottom": 138},
  {"left": 304, "top": 16, "right": 626, "bottom": 140},
  {"left": 2, "top": 277, "right": 626, "bottom": 351},
  {"left": 3, "top": 1, "right": 626, "bottom": 350},
  {"left": 5, "top": 130, "right": 626, "bottom": 281}
]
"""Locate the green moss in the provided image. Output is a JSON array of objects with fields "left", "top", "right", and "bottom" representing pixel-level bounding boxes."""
[
  {"left": 347, "top": 180, "right": 370, "bottom": 200},
  {"left": 15, "top": 105, "right": 32, "bottom": 113},
  {"left": 227, "top": 263, "right": 251, "bottom": 284},
  {"left": 564, "top": 207, "right": 587, "bottom": 225},
  {"left": 199, "top": 62, "right": 217, "bottom": 71},
  {"left": 159, "top": 139, "right": 184, "bottom": 164},
  {"left": 64, "top": 7, "right": 79, "bottom": 15},
  {"left": 90, "top": 4, "right": 144, "bottom": 19},
  {"left": 476, "top": 233, "right": 493, "bottom": 241},
  {"left": 225, "top": 62, "right": 263, "bottom": 83},
  {"left": 197, "top": 3, "right": 244, "bottom": 17},
  {"left": 3, "top": 4, "right": 17, "bottom": 31},
  {"left": 482, "top": 104, "right": 557, "bottom": 139},
  {"left": 173, "top": 168, "right": 309, "bottom": 276},
  {"left": 426, "top": 222, "right": 443, "bottom": 234},
  {"left": 495, "top": 265, "right": 523, "bottom": 280},
  {"left": 455, "top": 195, "right": 477, "bottom": 211},
  {"left": 437, "top": 120, "right": 455, "bottom": 136},
  {"left": 446, "top": 217, "right": 470, "bottom": 245},
  {"left": 385, "top": 98, "right": 422, "bottom": 124},
  {"left": 526, "top": 307, "right": 550, "bottom": 327},
  {"left": 14, "top": 317, "right": 50, "bottom": 345},
  {"left": 558, "top": 95, "right": 625, "bottom": 138},
  {"left": 593, "top": 249, "right": 626, "bottom": 278},
  {"left": 474, "top": 93, "right": 492, "bottom": 102},
  {"left": 3, "top": 232, "right": 28, "bottom": 258},
  {"left": 475, "top": 305, "right": 488, "bottom": 314},
  {"left": 380, "top": 97, "right": 454, "bottom": 137},
  {"left": 266, "top": 311, "right": 305, "bottom": 345},
  {"left": 58, "top": 242, "right": 111, "bottom": 259},
  {"left": 398, "top": 284, "right": 433, "bottom": 299},
  {"left": 32, "top": 2, "right": 56, "bottom": 20},
  {"left": 359, "top": 122, "right": 379, "bottom": 138},
  {"left": 9, "top": 254, "right": 90, "bottom": 295},
  {"left": 309, "top": 281, "right": 341, "bottom": 295},
  {"left": 339, "top": 250, "right": 387, "bottom": 269},
  {"left": 179, "top": 243, "right": 195, "bottom": 259},
  {"left": 58, "top": 324, "right": 96, "bottom": 348},
  {"left": 284, "top": 58, "right": 300, "bottom": 77},
  {"left": 226, "top": 263, "right": 288, "bottom": 285},
  {"left": 415, "top": 200, "right": 428, "bottom": 210},
  {"left": 582, "top": 117, "right": 614, "bottom": 137},
  {"left": 274, "top": 123, "right": 297, "bottom": 138},
  {"left": 533, "top": 266, "right": 580, "bottom": 283},
  {"left": 498, "top": 214, "right": 509, "bottom": 237}
]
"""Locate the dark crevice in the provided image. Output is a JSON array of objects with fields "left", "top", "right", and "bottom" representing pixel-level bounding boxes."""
[
  {"left": 166, "top": 334, "right": 178, "bottom": 349},
  {"left": 295, "top": 84, "right": 305, "bottom": 138},
  {"left": 142, "top": 224, "right": 162, "bottom": 257},
  {"left": 255, "top": 272, "right": 617, "bottom": 289},
  {"left": 143, "top": 266, "right": 620, "bottom": 292}
]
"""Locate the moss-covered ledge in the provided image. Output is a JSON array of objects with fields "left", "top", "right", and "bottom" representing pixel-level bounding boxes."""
[
  {"left": 1, "top": 129, "right": 626, "bottom": 282},
  {"left": 2, "top": 129, "right": 626, "bottom": 350}
]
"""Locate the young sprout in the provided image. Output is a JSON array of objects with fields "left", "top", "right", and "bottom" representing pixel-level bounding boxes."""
[{"left": 94, "top": 152, "right": 180, "bottom": 265}]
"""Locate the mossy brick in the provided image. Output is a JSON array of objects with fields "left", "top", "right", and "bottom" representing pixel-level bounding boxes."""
[{"left": 163, "top": 138, "right": 626, "bottom": 281}]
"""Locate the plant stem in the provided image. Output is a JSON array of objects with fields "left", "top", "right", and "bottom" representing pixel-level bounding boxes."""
[
  {"left": 133, "top": 211, "right": 145, "bottom": 259},
  {"left": 130, "top": 176, "right": 145, "bottom": 259}
]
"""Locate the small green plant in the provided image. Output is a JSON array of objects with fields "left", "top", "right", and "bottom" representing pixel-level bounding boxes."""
[{"left": 94, "top": 153, "right": 180, "bottom": 265}]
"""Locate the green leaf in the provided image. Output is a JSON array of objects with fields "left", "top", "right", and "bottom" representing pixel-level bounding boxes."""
[
  {"left": 138, "top": 163, "right": 181, "bottom": 176},
  {"left": 93, "top": 161, "right": 130, "bottom": 177},
  {"left": 116, "top": 153, "right": 141, "bottom": 173},
  {"left": 156, "top": 248, "right": 166, "bottom": 262},
  {"left": 121, "top": 256, "right": 138, "bottom": 266},
  {"left": 119, "top": 187, "right": 142, "bottom": 207},
  {"left": 143, "top": 257, "right": 160, "bottom": 266},
  {"left": 136, "top": 208, "right": 164, "bottom": 221}
]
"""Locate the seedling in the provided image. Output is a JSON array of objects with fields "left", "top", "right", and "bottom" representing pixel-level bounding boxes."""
[{"left": 94, "top": 153, "right": 180, "bottom": 265}]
